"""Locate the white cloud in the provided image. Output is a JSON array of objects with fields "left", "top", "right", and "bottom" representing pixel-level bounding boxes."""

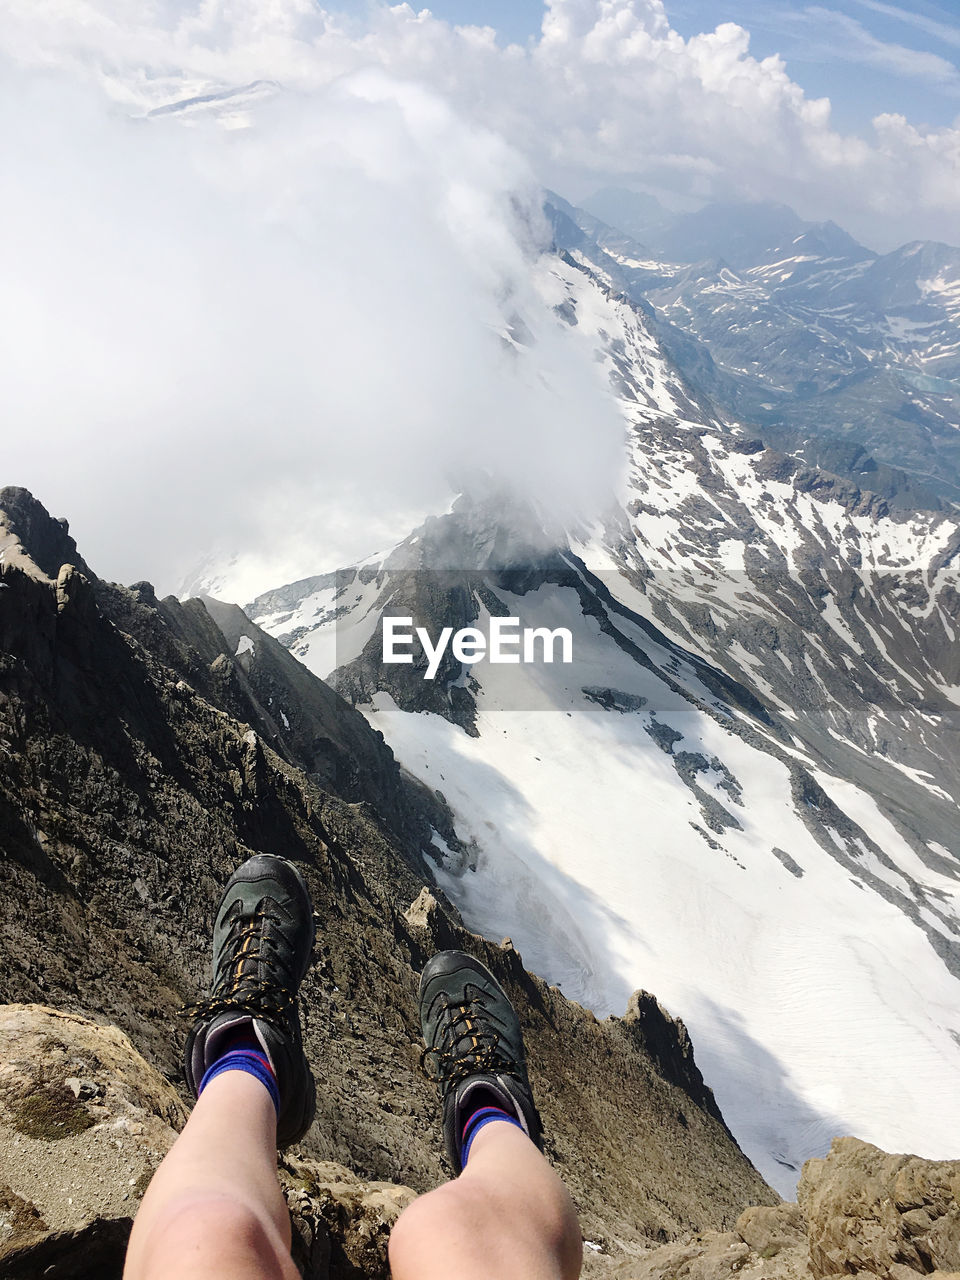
[
  {"left": 0, "top": 60, "right": 625, "bottom": 594},
  {"left": 2, "top": 0, "right": 960, "bottom": 590},
  {"left": 1, "top": 0, "right": 958, "bottom": 247}
]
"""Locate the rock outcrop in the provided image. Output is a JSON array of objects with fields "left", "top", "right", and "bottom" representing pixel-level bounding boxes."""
[
  {"left": 608, "top": 1140, "right": 960, "bottom": 1280},
  {"left": 0, "top": 1004, "right": 186, "bottom": 1278},
  {"left": 611, "top": 1201, "right": 808, "bottom": 1279},
  {"left": 800, "top": 1137, "right": 960, "bottom": 1279}
]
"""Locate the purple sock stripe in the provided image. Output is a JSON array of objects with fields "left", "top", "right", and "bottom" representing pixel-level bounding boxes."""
[
  {"left": 217, "top": 1033, "right": 277, "bottom": 1081},
  {"left": 461, "top": 1105, "right": 513, "bottom": 1144},
  {"left": 240, "top": 1049, "right": 276, "bottom": 1078},
  {"left": 199, "top": 1049, "right": 280, "bottom": 1114},
  {"left": 461, "top": 1108, "right": 523, "bottom": 1166}
]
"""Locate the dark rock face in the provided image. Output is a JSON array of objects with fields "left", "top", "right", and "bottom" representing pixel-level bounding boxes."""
[
  {"left": 620, "top": 990, "right": 724, "bottom": 1126},
  {"left": 333, "top": 564, "right": 486, "bottom": 736},
  {"left": 198, "top": 594, "right": 453, "bottom": 846},
  {"left": 0, "top": 490, "right": 777, "bottom": 1272},
  {"left": 0, "top": 487, "right": 92, "bottom": 580},
  {"left": 325, "top": 493, "right": 599, "bottom": 735},
  {"left": 0, "top": 1217, "right": 134, "bottom": 1280}
]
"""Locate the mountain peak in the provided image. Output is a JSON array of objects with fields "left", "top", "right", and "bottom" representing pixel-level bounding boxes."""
[
  {"left": 0, "top": 486, "right": 93, "bottom": 581},
  {"left": 578, "top": 185, "right": 667, "bottom": 242}
]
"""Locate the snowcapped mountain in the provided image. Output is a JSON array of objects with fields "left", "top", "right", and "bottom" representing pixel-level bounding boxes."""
[
  {"left": 549, "top": 194, "right": 960, "bottom": 505},
  {"left": 243, "top": 250, "right": 960, "bottom": 1195}
]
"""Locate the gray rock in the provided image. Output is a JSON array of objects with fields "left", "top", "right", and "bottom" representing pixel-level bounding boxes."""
[{"left": 799, "top": 1136, "right": 960, "bottom": 1279}]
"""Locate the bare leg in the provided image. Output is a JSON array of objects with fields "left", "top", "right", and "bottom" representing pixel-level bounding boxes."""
[
  {"left": 389, "top": 1121, "right": 582, "bottom": 1280},
  {"left": 123, "top": 1070, "right": 297, "bottom": 1280}
]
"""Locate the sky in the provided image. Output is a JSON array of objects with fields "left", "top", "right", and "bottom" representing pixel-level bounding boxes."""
[
  {"left": 1, "top": 0, "right": 959, "bottom": 592},
  {"left": 665, "top": 0, "right": 960, "bottom": 135},
  {"left": 386, "top": 0, "right": 960, "bottom": 138}
]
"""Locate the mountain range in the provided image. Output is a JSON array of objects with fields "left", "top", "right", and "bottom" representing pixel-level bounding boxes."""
[{"left": 549, "top": 189, "right": 960, "bottom": 507}]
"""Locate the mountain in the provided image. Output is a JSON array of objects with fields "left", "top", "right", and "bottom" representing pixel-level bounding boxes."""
[
  {"left": 4, "top": 284, "right": 960, "bottom": 1270},
  {"left": 636, "top": 201, "right": 837, "bottom": 272},
  {"left": 661, "top": 204, "right": 869, "bottom": 274},
  {"left": 579, "top": 186, "right": 667, "bottom": 244},
  {"left": 547, "top": 195, "right": 960, "bottom": 505},
  {"left": 4, "top": 487, "right": 959, "bottom": 1278},
  {"left": 577, "top": 190, "right": 872, "bottom": 275},
  {"left": 246, "top": 251, "right": 960, "bottom": 1197},
  {"left": 0, "top": 485, "right": 780, "bottom": 1274}
]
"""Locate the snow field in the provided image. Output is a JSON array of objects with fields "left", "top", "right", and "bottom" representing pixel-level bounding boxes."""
[{"left": 356, "top": 580, "right": 960, "bottom": 1196}]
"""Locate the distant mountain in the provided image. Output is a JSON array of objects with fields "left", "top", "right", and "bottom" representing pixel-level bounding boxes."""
[
  {"left": 647, "top": 201, "right": 871, "bottom": 272},
  {"left": 579, "top": 185, "right": 667, "bottom": 244},
  {"left": 547, "top": 194, "right": 960, "bottom": 504},
  {"left": 577, "top": 190, "right": 872, "bottom": 273}
]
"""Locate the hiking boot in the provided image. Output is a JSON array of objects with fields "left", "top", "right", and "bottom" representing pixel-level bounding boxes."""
[
  {"left": 184, "top": 853, "right": 316, "bottom": 1147},
  {"left": 419, "top": 950, "right": 543, "bottom": 1174}
]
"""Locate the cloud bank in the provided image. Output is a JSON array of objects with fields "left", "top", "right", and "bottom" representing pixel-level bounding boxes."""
[
  {"left": 0, "top": 62, "right": 624, "bottom": 595},
  {"left": 2, "top": 0, "right": 958, "bottom": 593},
  {"left": 2, "top": 0, "right": 957, "bottom": 249}
]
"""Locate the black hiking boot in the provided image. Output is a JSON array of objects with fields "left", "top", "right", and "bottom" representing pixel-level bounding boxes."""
[
  {"left": 183, "top": 853, "right": 317, "bottom": 1148},
  {"left": 419, "top": 950, "right": 543, "bottom": 1174}
]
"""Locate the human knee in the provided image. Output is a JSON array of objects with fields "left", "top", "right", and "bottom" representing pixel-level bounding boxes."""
[
  {"left": 133, "top": 1192, "right": 286, "bottom": 1279},
  {"left": 388, "top": 1189, "right": 450, "bottom": 1273},
  {"left": 389, "top": 1185, "right": 480, "bottom": 1277},
  {"left": 388, "top": 1180, "right": 581, "bottom": 1280}
]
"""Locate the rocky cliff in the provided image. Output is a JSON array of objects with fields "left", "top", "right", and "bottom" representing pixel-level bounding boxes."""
[{"left": 0, "top": 487, "right": 781, "bottom": 1276}]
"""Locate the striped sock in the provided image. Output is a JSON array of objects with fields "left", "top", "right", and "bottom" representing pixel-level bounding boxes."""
[
  {"left": 461, "top": 1105, "right": 523, "bottom": 1166},
  {"left": 198, "top": 1033, "right": 280, "bottom": 1114}
]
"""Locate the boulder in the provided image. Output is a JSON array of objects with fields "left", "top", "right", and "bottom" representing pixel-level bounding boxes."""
[
  {"left": 0, "top": 1003, "right": 186, "bottom": 1277},
  {"left": 599, "top": 1203, "right": 809, "bottom": 1279},
  {"left": 282, "top": 1155, "right": 416, "bottom": 1280}
]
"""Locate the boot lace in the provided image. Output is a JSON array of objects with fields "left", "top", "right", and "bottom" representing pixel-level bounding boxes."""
[
  {"left": 420, "top": 999, "right": 522, "bottom": 1097},
  {"left": 181, "top": 899, "right": 295, "bottom": 1030}
]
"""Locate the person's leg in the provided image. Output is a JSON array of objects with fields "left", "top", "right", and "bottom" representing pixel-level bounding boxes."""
[
  {"left": 395, "top": 949, "right": 582, "bottom": 1280},
  {"left": 123, "top": 854, "right": 317, "bottom": 1280},
  {"left": 389, "top": 1119, "right": 582, "bottom": 1280},
  {"left": 123, "top": 1070, "right": 297, "bottom": 1280}
]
